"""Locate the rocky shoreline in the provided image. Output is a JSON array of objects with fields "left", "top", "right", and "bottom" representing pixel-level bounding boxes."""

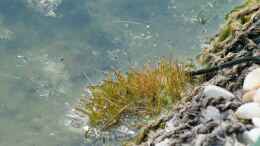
[{"left": 127, "top": 1, "right": 260, "bottom": 146}]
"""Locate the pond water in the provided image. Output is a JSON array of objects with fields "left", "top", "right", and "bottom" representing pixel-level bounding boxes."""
[{"left": 0, "top": 0, "right": 243, "bottom": 146}]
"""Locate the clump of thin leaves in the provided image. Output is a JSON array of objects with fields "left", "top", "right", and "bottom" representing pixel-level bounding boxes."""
[{"left": 76, "top": 59, "right": 191, "bottom": 128}]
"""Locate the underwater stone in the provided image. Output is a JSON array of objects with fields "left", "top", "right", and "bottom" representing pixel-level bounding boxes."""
[
  {"left": 243, "top": 68, "right": 260, "bottom": 91},
  {"left": 235, "top": 102, "right": 260, "bottom": 119},
  {"left": 203, "top": 85, "right": 235, "bottom": 98},
  {"left": 243, "top": 128, "right": 260, "bottom": 144}
]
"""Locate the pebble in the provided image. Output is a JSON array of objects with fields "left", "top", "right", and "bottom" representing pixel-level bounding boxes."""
[
  {"left": 243, "top": 68, "right": 260, "bottom": 91},
  {"left": 252, "top": 118, "right": 260, "bottom": 128},
  {"left": 201, "top": 106, "right": 221, "bottom": 122},
  {"left": 203, "top": 85, "right": 235, "bottom": 98},
  {"left": 243, "top": 128, "right": 260, "bottom": 144},
  {"left": 235, "top": 102, "right": 260, "bottom": 119}
]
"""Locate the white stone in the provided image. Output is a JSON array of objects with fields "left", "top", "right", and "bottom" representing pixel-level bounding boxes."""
[
  {"left": 235, "top": 102, "right": 260, "bottom": 119},
  {"left": 203, "top": 85, "right": 235, "bottom": 98},
  {"left": 254, "top": 89, "right": 260, "bottom": 103},
  {"left": 252, "top": 117, "right": 260, "bottom": 128},
  {"left": 243, "top": 68, "right": 260, "bottom": 91},
  {"left": 243, "top": 128, "right": 260, "bottom": 144}
]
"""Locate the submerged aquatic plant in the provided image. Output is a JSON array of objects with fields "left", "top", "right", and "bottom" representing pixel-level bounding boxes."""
[{"left": 76, "top": 59, "right": 191, "bottom": 128}]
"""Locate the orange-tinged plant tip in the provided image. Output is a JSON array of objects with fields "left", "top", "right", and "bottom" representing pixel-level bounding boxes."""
[{"left": 76, "top": 59, "right": 192, "bottom": 128}]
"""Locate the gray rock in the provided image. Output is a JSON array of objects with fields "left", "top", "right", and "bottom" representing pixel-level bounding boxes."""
[{"left": 202, "top": 106, "right": 221, "bottom": 122}]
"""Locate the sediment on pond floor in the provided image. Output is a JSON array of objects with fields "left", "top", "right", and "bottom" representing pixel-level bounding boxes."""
[{"left": 126, "top": 1, "right": 260, "bottom": 146}]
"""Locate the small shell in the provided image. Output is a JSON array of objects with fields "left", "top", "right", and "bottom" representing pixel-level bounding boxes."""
[
  {"left": 252, "top": 118, "right": 260, "bottom": 128},
  {"left": 243, "top": 89, "right": 257, "bottom": 102},
  {"left": 235, "top": 102, "right": 260, "bottom": 119},
  {"left": 243, "top": 68, "right": 260, "bottom": 91},
  {"left": 243, "top": 128, "right": 260, "bottom": 144},
  {"left": 253, "top": 89, "right": 260, "bottom": 103},
  {"left": 203, "top": 85, "right": 234, "bottom": 98}
]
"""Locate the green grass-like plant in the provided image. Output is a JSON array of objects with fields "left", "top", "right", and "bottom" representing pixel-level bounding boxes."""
[{"left": 76, "top": 60, "right": 191, "bottom": 128}]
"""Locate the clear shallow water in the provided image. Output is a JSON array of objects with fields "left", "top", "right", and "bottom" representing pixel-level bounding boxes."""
[{"left": 0, "top": 0, "right": 243, "bottom": 146}]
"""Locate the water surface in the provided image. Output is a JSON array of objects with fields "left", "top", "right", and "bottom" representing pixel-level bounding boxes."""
[{"left": 0, "top": 0, "right": 243, "bottom": 145}]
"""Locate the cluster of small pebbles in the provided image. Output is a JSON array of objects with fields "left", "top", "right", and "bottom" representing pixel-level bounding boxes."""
[
  {"left": 134, "top": 70, "right": 260, "bottom": 146},
  {"left": 134, "top": 85, "right": 249, "bottom": 146}
]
